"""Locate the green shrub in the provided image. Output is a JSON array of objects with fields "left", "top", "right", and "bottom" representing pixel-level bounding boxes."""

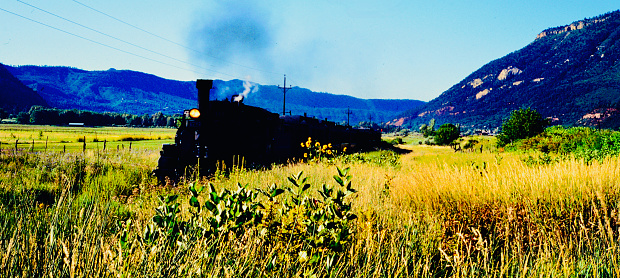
[
  {"left": 129, "top": 167, "right": 358, "bottom": 270},
  {"left": 521, "top": 153, "right": 560, "bottom": 167},
  {"left": 386, "top": 137, "right": 404, "bottom": 145},
  {"left": 497, "top": 108, "right": 550, "bottom": 147},
  {"left": 514, "top": 126, "right": 620, "bottom": 163},
  {"left": 118, "top": 136, "right": 148, "bottom": 141},
  {"left": 341, "top": 150, "right": 400, "bottom": 168},
  {"left": 434, "top": 123, "right": 460, "bottom": 145},
  {"left": 420, "top": 119, "right": 436, "bottom": 137}
]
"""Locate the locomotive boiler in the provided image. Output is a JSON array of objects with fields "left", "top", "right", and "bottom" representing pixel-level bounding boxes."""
[{"left": 153, "top": 79, "right": 380, "bottom": 183}]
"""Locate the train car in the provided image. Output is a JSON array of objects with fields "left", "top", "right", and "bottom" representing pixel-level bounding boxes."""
[{"left": 153, "top": 79, "right": 380, "bottom": 182}]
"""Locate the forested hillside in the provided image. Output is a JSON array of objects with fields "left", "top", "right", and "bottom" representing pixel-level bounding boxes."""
[
  {"left": 7, "top": 65, "right": 423, "bottom": 125},
  {"left": 397, "top": 10, "right": 620, "bottom": 130},
  {"left": 0, "top": 63, "right": 47, "bottom": 114}
]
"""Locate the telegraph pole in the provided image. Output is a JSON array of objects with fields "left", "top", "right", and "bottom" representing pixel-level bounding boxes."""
[
  {"left": 346, "top": 107, "right": 353, "bottom": 126},
  {"left": 278, "top": 75, "right": 292, "bottom": 115}
]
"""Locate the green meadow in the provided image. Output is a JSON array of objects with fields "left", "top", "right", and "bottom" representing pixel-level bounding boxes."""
[
  {"left": 1, "top": 124, "right": 619, "bottom": 277},
  {"left": 0, "top": 124, "right": 175, "bottom": 152}
]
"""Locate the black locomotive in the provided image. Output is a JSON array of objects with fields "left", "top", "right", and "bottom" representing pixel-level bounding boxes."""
[{"left": 153, "top": 79, "right": 381, "bottom": 182}]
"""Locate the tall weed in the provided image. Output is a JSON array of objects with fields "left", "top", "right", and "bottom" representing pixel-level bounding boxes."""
[{"left": 1, "top": 145, "right": 620, "bottom": 276}]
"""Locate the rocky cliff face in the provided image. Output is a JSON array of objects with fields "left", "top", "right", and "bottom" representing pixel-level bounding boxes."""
[
  {"left": 397, "top": 10, "right": 620, "bottom": 130},
  {"left": 536, "top": 12, "right": 616, "bottom": 39}
]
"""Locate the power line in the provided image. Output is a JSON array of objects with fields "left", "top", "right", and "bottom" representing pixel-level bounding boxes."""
[
  {"left": 15, "top": 0, "right": 236, "bottom": 78},
  {"left": 4, "top": 2, "right": 294, "bottom": 89},
  {"left": 0, "top": 7, "right": 219, "bottom": 78},
  {"left": 71, "top": 0, "right": 283, "bottom": 76}
]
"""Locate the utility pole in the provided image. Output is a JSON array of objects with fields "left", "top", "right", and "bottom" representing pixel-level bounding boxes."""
[
  {"left": 278, "top": 75, "right": 292, "bottom": 116},
  {"left": 345, "top": 107, "right": 353, "bottom": 126}
]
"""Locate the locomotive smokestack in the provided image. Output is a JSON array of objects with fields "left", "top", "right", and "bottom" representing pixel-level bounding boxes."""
[{"left": 196, "top": 79, "right": 213, "bottom": 110}]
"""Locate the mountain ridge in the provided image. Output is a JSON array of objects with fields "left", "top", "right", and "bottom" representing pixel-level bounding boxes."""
[
  {"left": 396, "top": 10, "right": 620, "bottom": 130},
  {"left": 0, "top": 63, "right": 48, "bottom": 114},
  {"left": 6, "top": 65, "right": 424, "bottom": 125}
]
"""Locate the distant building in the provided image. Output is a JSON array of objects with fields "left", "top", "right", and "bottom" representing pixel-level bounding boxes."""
[{"left": 1, "top": 119, "right": 18, "bottom": 124}]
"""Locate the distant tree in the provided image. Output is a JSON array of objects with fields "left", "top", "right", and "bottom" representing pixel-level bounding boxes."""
[
  {"left": 152, "top": 111, "right": 167, "bottom": 127},
  {"left": 420, "top": 118, "right": 436, "bottom": 137},
  {"left": 17, "top": 112, "right": 30, "bottom": 124},
  {"left": 166, "top": 116, "right": 176, "bottom": 127},
  {"left": 127, "top": 115, "right": 142, "bottom": 126},
  {"left": 112, "top": 114, "right": 126, "bottom": 125},
  {"left": 89, "top": 112, "right": 106, "bottom": 126},
  {"left": 396, "top": 129, "right": 410, "bottom": 137},
  {"left": 497, "top": 107, "right": 550, "bottom": 147},
  {"left": 60, "top": 110, "right": 79, "bottom": 123},
  {"left": 356, "top": 121, "right": 380, "bottom": 130},
  {"left": 28, "top": 106, "right": 44, "bottom": 124},
  {"left": 434, "top": 123, "right": 460, "bottom": 145},
  {"left": 79, "top": 111, "right": 93, "bottom": 124},
  {"left": 123, "top": 114, "right": 133, "bottom": 125},
  {"left": 0, "top": 108, "right": 7, "bottom": 119},
  {"left": 141, "top": 114, "right": 152, "bottom": 127},
  {"left": 29, "top": 106, "right": 62, "bottom": 125}
]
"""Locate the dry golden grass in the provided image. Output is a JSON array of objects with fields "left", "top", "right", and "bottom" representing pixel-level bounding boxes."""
[{"left": 2, "top": 140, "right": 620, "bottom": 276}]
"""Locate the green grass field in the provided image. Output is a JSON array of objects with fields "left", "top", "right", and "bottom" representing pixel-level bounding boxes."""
[
  {"left": 0, "top": 124, "right": 175, "bottom": 152},
  {"left": 1, "top": 125, "right": 619, "bottom": 277}
]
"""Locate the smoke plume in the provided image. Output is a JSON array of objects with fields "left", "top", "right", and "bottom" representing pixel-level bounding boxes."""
[
  {"left": 189, "top": 0, "right": 274, "bottom": 73},
  {"left": 212, "top": 78, "right": 258, "bottom": 102}
]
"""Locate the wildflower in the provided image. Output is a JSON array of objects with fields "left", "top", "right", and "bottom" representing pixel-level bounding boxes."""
[
  {"left": 328, "top": 143, "right": 332, "bottom": 148},
  {"left": 327, "top": 150, "right": 332, "bottom": 155},
  {"left": 304, "top": 153, "right": 308, "bottom": 158},
  {"left": 315, "top": 142, "right": 321, "bottom": 147},
  {"left": 301, "top": 142, "right": 305, "bottom": 148},
  {"left": 343, "top": 147, "right": 347, "bottom": 153},
  {"left": 298, "top": 250, "right": 308, "bottom": 263}
]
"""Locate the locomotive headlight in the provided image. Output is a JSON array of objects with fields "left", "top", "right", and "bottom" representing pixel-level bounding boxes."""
[{"left": 189, "top": 108, "right": 201, "bottom": 118}]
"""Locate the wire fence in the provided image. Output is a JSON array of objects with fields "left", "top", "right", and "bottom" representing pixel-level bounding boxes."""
[{"left": 0, "top": 136, "right": 150, "bottom": 158}]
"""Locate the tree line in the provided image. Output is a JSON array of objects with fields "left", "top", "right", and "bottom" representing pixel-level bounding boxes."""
[
  {"left": 0, "top": 106, "right": 179, "bottom": 127},
  {"left": 415, "top": 107, "right": 550, "bottom": 147}
]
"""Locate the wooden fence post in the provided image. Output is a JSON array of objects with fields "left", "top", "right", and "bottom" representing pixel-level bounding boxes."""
[
  {"left": 103, "top": 139, "right": 107, "bottom": 151},
  {"left": 31, "top": 139, "right": 34, "bottom": 152},
  {"left": 83, "top": 136, "right": 86, "bottom": 153},
  {"left": 15, "top": 139, "right": 18, "bottom": 155},
  {"left": 129, "top": 142, "right": 132, "bottom": 151},
  {"left": 45, "top": 136, "right": 48, "bottom": 152}
]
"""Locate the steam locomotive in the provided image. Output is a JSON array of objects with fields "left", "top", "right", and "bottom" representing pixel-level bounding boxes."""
[{"left": 152, "top": 79, "right": 381, "bottom": 182}]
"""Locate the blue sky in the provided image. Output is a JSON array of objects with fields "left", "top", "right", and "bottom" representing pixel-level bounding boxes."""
[{"left": 1, "top": 0, "right": 618, "bottom": 101}]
